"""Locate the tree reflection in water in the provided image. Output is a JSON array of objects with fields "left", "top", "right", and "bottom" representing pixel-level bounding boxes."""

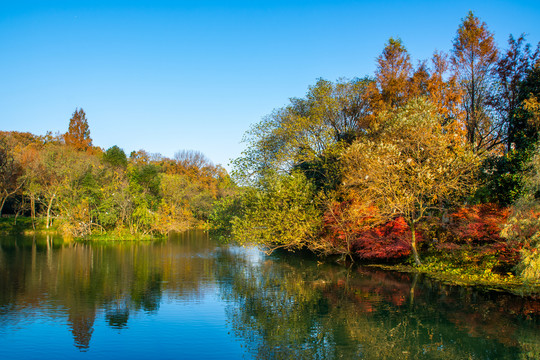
[
  {"left": 0, "top": 231, "right": 216, "bottom": 350},
  {"left": 0, "top": 232, "right": 538, "bottom": 358},
  {"left": 215, "top": 247, "right": 540, "bottom": 360}
]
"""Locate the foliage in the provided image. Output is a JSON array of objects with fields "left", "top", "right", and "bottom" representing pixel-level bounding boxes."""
[
  {"left": 0, "top": 137, "right": 24, "bottom": 215},
  {"left": 231, "top": 171, "right": 321, "bottom": 252},
  {"left": 317, "top": 199, "right": 377, "bottom": 260},
  {"left": 343, "top": 98, "right": 479, "bottom": 264},
  {"left": 451, "top": 11, "right": 499, "bottom": 152},
  {"left": 502, "top": 146, "right": 540, "bottom": 283},
  {"left": 208, "top": 194, "right": 244, "bottom": 239},
  {"left": 448, "top": 203, "right": 509, "bottom": 244},
  {"left": 475, "top": 148, "right": 532, "bottom": 205},
  {"left": 352, "top": 217, "right": 420, "bottom": 261},
  {"left": 102, "top": 145, "right": 128, "bottom": 168},
  {"left": 64, "top": 108, "right": 92, "bottom": 151},
  {"left": 1, "top": 110, "right": 232, "bottom": 238},
  {"left": 232, "top": 77, "right": 371, "bottom": 188},
  {"left": 317, "top": 199, "right": 417, "bottom": 261}
]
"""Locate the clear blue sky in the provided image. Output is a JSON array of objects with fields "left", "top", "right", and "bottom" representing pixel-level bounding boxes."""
[{"left": 1, "top": 1, "right": 539, "bottom": 169}]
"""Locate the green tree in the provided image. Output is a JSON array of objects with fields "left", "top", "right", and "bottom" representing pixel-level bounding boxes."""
[
  {"left": 502, "top": 145, "right": 540, "bottom": 282},
  {"left": 492, "top": 35, "right": 539, "bottom": 151},
  {"left": 232, "top": 171, "right": 321, "bottom": 252},
  {"left": 232, "top": 77, "right": 370, "bottom": 191},
  {"left": 102, "top": 145, "right": 128, "bottom": 168},
  {"left": 0, "top": 138, "right": 24, "bottom": 216},
  {"left": 477, "top": 64, "right": 540, "bottom": 205}
]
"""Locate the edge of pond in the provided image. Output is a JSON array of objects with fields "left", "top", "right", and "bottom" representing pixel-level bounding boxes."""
[{"left": 365, "top": 263, "right": 540, "bottom": 298}]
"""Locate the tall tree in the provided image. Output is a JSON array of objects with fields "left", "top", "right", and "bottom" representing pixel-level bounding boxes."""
[
  {"left": 343, "top": 99, "right": 479, "bottom": 265},
  {"left": 0, "top": 138, "right": 24, "bottom": 216},
  {"left": 64, "top": 108, "right": 92, "bottom": 151},
  {"left": 371, "top": 38, "right": 413, "bottom": 112},
  {"left": 425, "top": 51, "right": 464, "bottom": 126},
  {"left": 232, "top": 78, "right": 370, "bottom": 188},
  {"left": 451, "top": 11, "right": 499, "bottom": 152},
  {"left": 492, "top": 35, "right": 540, "bottom": 151}
]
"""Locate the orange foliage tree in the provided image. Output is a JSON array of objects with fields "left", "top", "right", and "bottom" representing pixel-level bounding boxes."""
[
  {"left": 64, "top": 108, "right": 92, "bottom": 151},
  {"left": 451, "top": 11, "right": 499, "bottom": 152}
]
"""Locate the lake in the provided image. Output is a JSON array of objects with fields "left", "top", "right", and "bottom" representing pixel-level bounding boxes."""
[{"left": 0, "top": 231, "right": 538, "bottom": 359}]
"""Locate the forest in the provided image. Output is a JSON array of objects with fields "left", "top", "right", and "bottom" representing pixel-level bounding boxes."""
[
  {"left": 210, "top": 12, "right": 540, "bottom": 286},
  {"left": 1, "top": 12, "right": 540, "bottom": 287},
  {"left": 0, "top": 109, "right": 235, "bottom": 238}
]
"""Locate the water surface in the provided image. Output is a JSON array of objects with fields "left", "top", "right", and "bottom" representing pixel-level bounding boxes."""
[{"left": 0, "top": 232, "right": 538, "bottom": 359}]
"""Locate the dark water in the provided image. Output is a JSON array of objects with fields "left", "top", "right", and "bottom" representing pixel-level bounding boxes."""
[{"left": 0, "top": 232, "right": 538, "bottom": 359}]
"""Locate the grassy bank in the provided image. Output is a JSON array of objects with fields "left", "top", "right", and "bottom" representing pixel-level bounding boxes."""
[
  {"left": 0, "top": 216, "right": 56, "bottom": 234},
  {"left": 0, "top": 216, "right": 176, "bottom": 241},
  {"left": 367, "top": 256, "right": 540, "bottom": 297}
]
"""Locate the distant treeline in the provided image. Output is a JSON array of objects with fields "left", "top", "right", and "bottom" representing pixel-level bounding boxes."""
[
  {"left": 0, "top": 108, "right": 235, "bottom": 237},
  {"left": 210, "top": 12, "right": 540, "bottom": 282}
]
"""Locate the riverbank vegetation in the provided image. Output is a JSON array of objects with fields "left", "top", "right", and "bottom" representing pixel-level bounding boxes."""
[
  {"left": 0, "top": 109, "right": 234, "bottom": 239},
  {"left": 1, "top": 11, "right": 539, "bottom": 287},
  {"left": 210, "top": 12, "right": 540, "bottom": 287}
]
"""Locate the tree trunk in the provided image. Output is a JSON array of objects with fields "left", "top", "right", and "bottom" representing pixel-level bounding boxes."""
[
  {"left": 410, "top": 222, "right": 422, "bottom": 266},
  {"left": 46, "top": 193, "right": 56, "bottom": 229},
  {"left": 0, "top": 191, "right": 7, "bottom": 217}
]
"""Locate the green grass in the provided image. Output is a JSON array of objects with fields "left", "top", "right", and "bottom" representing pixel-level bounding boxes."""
[
  {"left": 0, "top": 216, "right": 54, "bottom": 234},
  {"left": 80, "top": 232, "right": 165, "bottom": 241},
  {"left": 0, "top": 216, "right": 164, "bottom": 241},
  {"left": 368, "top": 252, "right": 540, "bottom": 296}
]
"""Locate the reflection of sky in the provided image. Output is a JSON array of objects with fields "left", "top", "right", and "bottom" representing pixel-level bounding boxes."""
[
  {"left": 228, "top": 245, "right": 264, "bottom": 266},
  {"left": 91, "top": 292, "right": 246, "bottom": 359},
  {"left": 0, "top": 289, "right": 247, "bottom": 359}
]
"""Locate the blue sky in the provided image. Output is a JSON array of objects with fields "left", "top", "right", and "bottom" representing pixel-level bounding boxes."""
[{"left": 1, "top": 1, "right": 539, "bottom": 169}]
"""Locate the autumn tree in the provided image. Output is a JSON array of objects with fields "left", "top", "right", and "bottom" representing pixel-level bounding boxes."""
[
  {"left": 372, "top": 38, "right": 413, "bottom": 110},
  {"left": 370, "top": 40, "right": 462, "bottom": 129},
  {"left": 0, "top": 138, "right": 24, "bottom": 215},
  {"left": 425, "top": 51, "right": 464, "bottom": 126},
  {"left": 35, "top": 144, "right": 97, "bottom": 231},
  {"left": 64, "top": 108, "right": 92, "bottom": 151},
  {"left": 343, "top": 99, "right": 479, "bottom": 265},
  {"left": 232, "top": 78, "right": 370, "bottom": 190},
  {"left": 155, "top": 173, "right": 196, "bottom": 233},
  {"left": 174, "top": 150, "right": 212, "bottom": 172},
  {"left": 492, "top": 35, "right": 539, "bottom": 151},
  {"left": 451, "top": 11, "right": 499, "bottom": 152}
]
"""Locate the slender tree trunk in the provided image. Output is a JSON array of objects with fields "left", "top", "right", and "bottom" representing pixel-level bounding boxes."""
[
  {"left": 410, "top": 222, "right": 422, "bottom": 266},
  {"left": 0, "top": 194, "right": 6, "bottom": 217},
  {"left": 46, "top": 193, "right": 56, "bottom": 229},
  {"left": 0, "top": 181, "right": 25, "bottom": 217}
]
